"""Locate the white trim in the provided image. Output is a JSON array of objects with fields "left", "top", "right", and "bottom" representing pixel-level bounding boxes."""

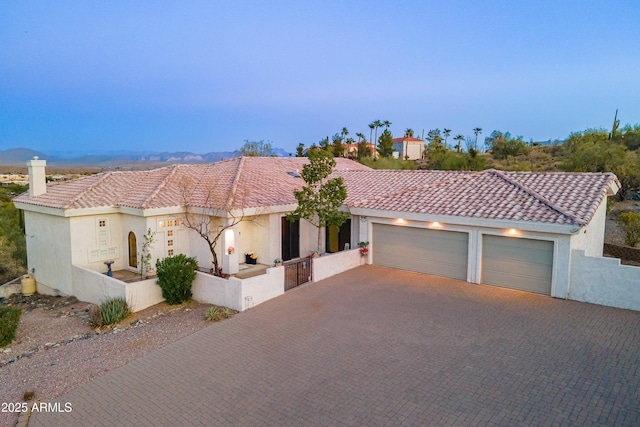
[{"left": 348, "top": 207, "right": 580, "bottom": 235}]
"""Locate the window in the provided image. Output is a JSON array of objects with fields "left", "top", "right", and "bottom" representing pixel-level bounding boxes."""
[
  {"left": 98, "top": 220, "right": 106, "bottom": 227},
  {"left": 167, "top": 230, "right": 173, "bottom": 237},
  {"left": 167, "top": 220, "right": 173, "bottom": 227},
  {"left": 167, "top": 240, "right": 173, "bottom": 247},
  {"left": 158, "top": 220, "right": 165, "bottom": 228},
  {"left": 168, "top": 249, "right": 174, "bottom": 256}
]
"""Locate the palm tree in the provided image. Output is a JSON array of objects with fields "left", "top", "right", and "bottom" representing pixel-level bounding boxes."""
[
  {"left": 405, "top": 128, "right": 414, "bottom": 138},
  {"left": 443, "top": 128, "right": 451, "bottom": 147},
  {"left": 373, "top": 120, "right": 383, "bottom": 146},
  {"left": 356, "top": 132, "right": 365, "bottom": 142},
  {"left": 368, "top": 123, "right": 375, "bottom": 148},
  {"left": 383, "top": 120, "right": 392, "bottom": 130},
  {"left": 453, "top": 135, "right": 464, "bottom": 153},
  {"left": 473, "top": 127, "right": 482, "bottom": 150}
]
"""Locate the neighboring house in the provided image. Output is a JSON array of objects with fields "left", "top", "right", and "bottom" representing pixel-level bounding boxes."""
[
  {"left": 15, "top": 156, "right": 637, "bottom": 311},
  {"left": 392, "top": 136, "right": 424, "bottom": 160},
  {"left": 343, "top": 142, "right": 379, "bottom": 160}
]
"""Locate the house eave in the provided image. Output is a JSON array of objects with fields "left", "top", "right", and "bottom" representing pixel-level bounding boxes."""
[{"left": 348, "top": 207, "right": 582, "bottom": 235}]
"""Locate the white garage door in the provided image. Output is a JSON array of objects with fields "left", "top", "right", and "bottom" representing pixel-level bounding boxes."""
[
  {"left": 482, "top": 235, "right": 553, "bottom": 295},
  {"left": 372, "top": 224, "right": 468, "bottom": 280}
]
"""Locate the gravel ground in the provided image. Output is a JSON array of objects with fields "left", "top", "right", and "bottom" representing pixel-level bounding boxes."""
[{"left": 0, "top": 295, "right": 216, "bottom": 427}]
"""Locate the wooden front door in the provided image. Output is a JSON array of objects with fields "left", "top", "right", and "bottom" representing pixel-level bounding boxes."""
[{"left": 128, "top": 232, "right": 137, "bottom": 268}]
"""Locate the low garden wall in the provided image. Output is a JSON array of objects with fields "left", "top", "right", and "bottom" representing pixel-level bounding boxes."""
[
  {"left": 569, "top": 250, "right": 640, "bottom": 311},
  {"left": 71, "top": 266, "right": 163, "bottom": 312},
  {"left": 192, "top": 266, "right": 284, "bottom": 311},
  {"left": 312, "top": 248, "right": 366, "bottom": 282}
]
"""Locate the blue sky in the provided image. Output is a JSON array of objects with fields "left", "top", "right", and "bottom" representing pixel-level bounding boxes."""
[{"left": 1, "top": 0, "right": 639, "bottom": 155}]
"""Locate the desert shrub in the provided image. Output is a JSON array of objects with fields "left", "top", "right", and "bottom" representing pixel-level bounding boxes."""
[
  {"left": 156, "top": 254, "right": 198, "bottom": 304},
  {"left": 205, "top": 305, "right": 235, "bottom": 321},
  {"left": 89, "top": 298, "right": 130, "bottom": 327},
  {"left": 618, "top": 212, "right": 640, "bottom": 247},
  {"left": 0, "top": 306, "right": 21, "bottom": 347}
]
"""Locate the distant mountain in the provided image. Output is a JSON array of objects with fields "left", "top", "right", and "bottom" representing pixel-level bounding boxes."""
[
  {"left": 0, "top": 148, "right": 63, "bottom": 164},
  {"left": 0, "top": 147, "right": 292, "bottom": 166}
]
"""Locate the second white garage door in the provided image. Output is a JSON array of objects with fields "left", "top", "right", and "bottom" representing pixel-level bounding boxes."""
[
  {"left": 372, "top": 224, "right": 468, "bottom": 280},
  {"left": 482, "top": 235, "right": 553, "bottom": 295}
]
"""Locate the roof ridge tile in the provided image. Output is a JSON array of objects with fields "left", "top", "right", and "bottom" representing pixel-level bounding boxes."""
[
  {"left": 490, "top": 169, "right": 587, "bottom": 225},
  {"left": 225, "top": 157, "right": 245, "bottom": 211},
  {"left": 140, "top": 165, "right": 182, "bottom": 209}
]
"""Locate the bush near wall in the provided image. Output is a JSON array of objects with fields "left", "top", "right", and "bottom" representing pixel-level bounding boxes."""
[
  {"left": 0, "top": 306, "right": 21, "bottom": 347},
  {"left": 156, "top": 254, "right": 198, "bottom": 304}
]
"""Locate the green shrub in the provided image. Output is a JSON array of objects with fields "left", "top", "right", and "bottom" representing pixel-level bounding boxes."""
[
  {"left": 619, "top": 211, "right": 640, "bottom": 247},
  {"left": 156, "top": 254, "right": 198, "bottom": 305},
  {"left": 0, "top": 306, "right": 21, "bottom": 347},
  {"left": 89, "top": 298, "right": 130, "bottom": 327},
  {"left": 205, "top": 306, "right": 235, "bottom": 321}
]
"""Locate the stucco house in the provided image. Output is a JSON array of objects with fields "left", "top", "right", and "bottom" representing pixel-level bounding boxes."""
[
  {"left": 392, "top": 136, "right": 425, "bottom": 160},
  {"left": 14, "top": 156, "right": 639, "bottom": 311}
]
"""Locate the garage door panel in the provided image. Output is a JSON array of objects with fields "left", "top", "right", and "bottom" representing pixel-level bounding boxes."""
[
  {"left": 482, "top": 270, "right": 552, "bottom": 294},
  {"left": 373, "top": 224, "right": 468, "bottom": 280},
  {"left": 483, "top": 258, "right": 553, "bottom": 280},
  {"left": 482, "top": 235, "right": 553, "bottom": 295},
  {"left": 485, "top": 245, "right": 553, "bottom": 266}
]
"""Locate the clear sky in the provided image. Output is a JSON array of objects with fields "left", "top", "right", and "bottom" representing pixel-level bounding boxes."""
[{"left": 1, "top": 0, "right": 639, "bottom": 155}]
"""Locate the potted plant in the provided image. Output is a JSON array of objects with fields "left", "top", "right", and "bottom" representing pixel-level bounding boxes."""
[
  {"left": 358, "top": 241, "right": 369, "bottom": 257},
  {"left": 227, "top": 246, "right": 234, "bottom": 255},
  {"left": 245, "top": 251, "right": 257, "bottom": 265},
  {"left": 274, "top": 258, "right": 283, "bottom": 267}
]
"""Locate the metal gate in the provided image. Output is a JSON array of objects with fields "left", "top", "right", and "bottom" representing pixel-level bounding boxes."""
[{"left": 283, "top": 256, "right": 312, "bottom": 291}]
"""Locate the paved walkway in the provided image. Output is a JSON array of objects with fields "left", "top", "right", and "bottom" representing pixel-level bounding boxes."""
[{"left": 30, "top": 266, "right": 640, "bottom": 426}]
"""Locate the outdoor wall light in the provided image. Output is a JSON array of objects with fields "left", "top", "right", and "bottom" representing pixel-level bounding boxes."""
[
  {"left": 430, "top": 222, "right": 442, "bottom": 228},
  {"left": 395, "top": 218, "right": 406, "bottom": 224},
  {"left": 507, "top": 228, "right": 520, "bottom": 236}
]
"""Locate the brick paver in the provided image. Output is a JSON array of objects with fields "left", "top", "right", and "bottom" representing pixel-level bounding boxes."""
[{"left": 30, "top": 266, "right": 640, "bottom": 426}]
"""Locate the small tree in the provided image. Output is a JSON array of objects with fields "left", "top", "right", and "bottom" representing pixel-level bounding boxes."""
[
  {"left": 179, "top": 175, "right": 256, "bottom": 274},
  {"left": 377, "top": 129, "right": 394, "bottom": 158},
  {"left": 287, "top": 150, "right": 349, "bottom": 253},
  {"left": 138, "top": 228, "right": 156, "bottom": 279},
  {"left": 296, "top": 143, "right": 305, "bottom": 157}
]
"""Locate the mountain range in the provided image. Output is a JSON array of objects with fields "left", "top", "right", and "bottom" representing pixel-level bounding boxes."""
[{"left": 0, "top": 147, "right": 291, "bottom": 167}]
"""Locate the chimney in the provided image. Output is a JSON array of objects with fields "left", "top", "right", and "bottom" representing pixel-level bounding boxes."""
[{"left": 27, "top": 156, "right": 47, "bottom": 197}]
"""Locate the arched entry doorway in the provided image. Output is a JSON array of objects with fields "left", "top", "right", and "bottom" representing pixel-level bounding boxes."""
[{"left": 128, "top": 232, "right": 137, "bottom": 268}]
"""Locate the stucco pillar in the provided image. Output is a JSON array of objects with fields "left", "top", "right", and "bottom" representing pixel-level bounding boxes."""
[{"left": 221, "top": 223, "right": 239, "bottom": 275}]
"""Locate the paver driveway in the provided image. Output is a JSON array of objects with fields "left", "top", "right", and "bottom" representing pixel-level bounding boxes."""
[{"left": 31, "top": 266, "right": 640, "bottom": 426}]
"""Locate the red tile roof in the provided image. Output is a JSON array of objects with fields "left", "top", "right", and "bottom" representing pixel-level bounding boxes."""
[
  {"left": 346, "top": 169, "right": 618, "bottom": 226},
  {"left": 14, "top": 158, "right": 618, "bottom": 227}
]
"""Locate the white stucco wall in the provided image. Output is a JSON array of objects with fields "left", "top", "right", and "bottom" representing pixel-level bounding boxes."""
[
  {"left": 569, "top": 250, "right": 640, "bottom": 311},
  {"left": 569, "top": 199, "right": 607, "bottom": 257},
  {"left": 71, "top": 265, "right": 126, "bottom": 305},
  {"left": 71, "top": 265, "right": 164, "bottom": 312},
  {"left": 70, "top": 213, "right": 123, "bottom": 272},
  {"left": 24, "top": 211, "right": 73, "bottom": 296},
  {"left": 313, "top": 248, "right": 366, "bottom": 282},
  {"left": 192, "top": 267, "right": 284, "bottom": 311}
]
